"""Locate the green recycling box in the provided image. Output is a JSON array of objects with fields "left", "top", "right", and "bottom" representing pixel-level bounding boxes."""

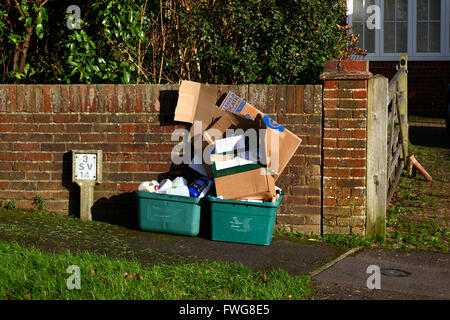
[
  {"left": 206, "top": 195, "right": 283, "bottom": 246},
  {"left": 136, "top": 191, "right": 202, "bottom": 236}
]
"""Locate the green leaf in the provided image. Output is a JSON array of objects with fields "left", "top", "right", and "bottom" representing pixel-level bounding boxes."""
[
  {"left": 122, "top": 70, "right": 131, "bottom": 83},
  {"left": 36, "top": 24, "right": 44, "bottom": 40},
  {"left": 40, "top": 7, "right": 48, "bottom": 22}
]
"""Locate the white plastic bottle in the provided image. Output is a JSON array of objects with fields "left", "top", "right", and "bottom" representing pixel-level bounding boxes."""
[
  {"left": 157, "top": 179, "right": 172, "bottom": 194},
  {"left": 167, "top": 186, "right": 190, "bottom": 197}
]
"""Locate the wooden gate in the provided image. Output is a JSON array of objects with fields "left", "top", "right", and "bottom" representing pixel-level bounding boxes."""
[{"left": 366, "top": 57, "right": 408, "bottom": 241}]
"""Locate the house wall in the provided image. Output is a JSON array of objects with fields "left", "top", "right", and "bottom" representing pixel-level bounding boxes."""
[{"left": 370, "top": 61, "right": 450, "bottom": 118}]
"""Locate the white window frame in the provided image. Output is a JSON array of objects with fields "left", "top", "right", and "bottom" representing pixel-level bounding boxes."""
[
  {"left": 347, "top": 0, "right": 450, "bottom": 60},
  {"left": 347, "top": 0, "right": 382, "bottom": 58},
  {"left": 380, "top": 0, "right": 410, "bottom": 55}
]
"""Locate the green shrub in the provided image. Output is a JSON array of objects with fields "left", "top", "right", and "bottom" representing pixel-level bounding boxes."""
[
  {"left": 1, "top": 0, "right": 349, "bottom": 84},
  {"left": 179, "top": 0, "right": 348, "bottom": 84}
]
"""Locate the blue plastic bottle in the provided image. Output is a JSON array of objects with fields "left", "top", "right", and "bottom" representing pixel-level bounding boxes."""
[{"left": 188, "top": 177, "right": 210, "bottom": 198}]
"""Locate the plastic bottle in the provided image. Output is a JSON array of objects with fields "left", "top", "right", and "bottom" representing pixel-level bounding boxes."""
[
  {"left": 198, "top": 178, "right": 214, "bottom": 198},
  {"left": 157, "top": 179, "right": 172, "bottom": 194},
  {"left": 138, "top": 181, "right": 160, "bottom": 193},
  {"left": 188, "top": 177, "right": 211, "bottom": 198},
  {"left": 167, "top": 186, "right": 190, "bottom": 197},
  {"left": 172, "top": 176, "right": 187, "bottom": 187}
]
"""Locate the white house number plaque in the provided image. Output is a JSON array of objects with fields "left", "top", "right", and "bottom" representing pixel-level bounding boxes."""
[{"left": 75, "top": 154, "right": 97, "bottom": 180}]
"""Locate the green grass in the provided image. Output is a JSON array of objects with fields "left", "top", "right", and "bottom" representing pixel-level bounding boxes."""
[
  {"left": 273, "top": 228, "right": 375, "bottom": 249},
  {"left": 0, "top": 241, "right": 311, "bottom": 300},
  {"left": 384, "top": 142, "right": 449, "bottom": 253},
  {"left": 0, "top": 206, "right": 312, "bottom": 300},
  {"left": 386, "top": 204, "right": 449, "bottom": 252}
]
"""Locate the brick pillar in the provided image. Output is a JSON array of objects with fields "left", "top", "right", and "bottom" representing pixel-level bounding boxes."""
[{"left": 320, "top": 61, "right": 372, "bottom": 235}]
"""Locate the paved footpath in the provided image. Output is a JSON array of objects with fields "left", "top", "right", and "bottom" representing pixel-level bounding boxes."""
[{"left": 312, "top": 248, "right": 450, "bottom": 300}]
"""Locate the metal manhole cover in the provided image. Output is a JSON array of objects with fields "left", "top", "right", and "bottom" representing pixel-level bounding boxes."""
[{"left": 380, "top": 269, "right": 411, "bottom": 277}]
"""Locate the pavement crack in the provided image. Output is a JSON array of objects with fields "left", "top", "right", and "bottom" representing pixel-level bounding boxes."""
[{"left": 309, "top": 247, "right": 363, "bottom": 278}]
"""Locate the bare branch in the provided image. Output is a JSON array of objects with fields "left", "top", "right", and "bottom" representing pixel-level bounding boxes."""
[{"left": 38, "top": 0, "right": 49, "bottom": 9}]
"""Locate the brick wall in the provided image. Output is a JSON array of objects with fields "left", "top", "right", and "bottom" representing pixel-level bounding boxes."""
[
  {"left": 320, "top": 61, "right": 372, "bottom": 235},
  {"left": 0, "top": 84, "right": 322, "bottom": 233},
  {"left": 370, "top": 61, "right": 450, "bottom": 118}
]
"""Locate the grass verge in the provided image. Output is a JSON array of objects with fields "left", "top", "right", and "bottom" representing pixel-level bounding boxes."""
[
  {"left": 273, "top": 228, "right": 375, "bottom": 249},
  {"left": 0, "top": 240, "right": 311, "bottom": 300}
]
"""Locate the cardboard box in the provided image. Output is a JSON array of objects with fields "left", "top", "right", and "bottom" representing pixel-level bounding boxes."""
[
  {"left": 174, "top": 80, "right": 301, "bottom": 184},
  {"left": 218, "top": 92, "right": 302, "bottom": 181},
  {"left": 214, "top": 168, "right": 276, "bottom": 201},
  {"left": 210, "top": 135, "right": 261, "bottom": 178},
  {"left": 175, "top": 80, "right": 224, "bottom": 126},
  {"left": 175, "top": 80, "right": 231, "bottom": 177},
  {"left": 203, "top": 113, "right": 240, "bottom": 145}
]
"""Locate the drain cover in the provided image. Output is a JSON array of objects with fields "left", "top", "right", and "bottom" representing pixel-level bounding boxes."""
[{"left": 380, "top": 269, "right": 411, "bottom": 277}]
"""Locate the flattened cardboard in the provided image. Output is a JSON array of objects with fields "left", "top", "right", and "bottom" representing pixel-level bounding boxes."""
[
  {"left": 175, "top": 80, "right": 225, "bottom": 126},
  {"left": 214, "top": 168, "right": 276, "bottom": 201},
  {"left": 218, "top": 91, "right": 302, "bottom": 181},
  {"left": 174, "top": 81, "right": 301, "bottom": 182}
]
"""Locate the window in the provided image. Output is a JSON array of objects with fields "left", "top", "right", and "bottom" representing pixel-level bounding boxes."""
[
  {"left": 347, "top": 0, "right": 450, "bottom": 60},
  {"left": 384, "top": 0, "right": 408, "bottom": 53},
  {"left": 352, "top": 0, "right": 376, "bottom": 53},
  {"left": 416, "top": 0, "right": 441, "bottom": 52}
]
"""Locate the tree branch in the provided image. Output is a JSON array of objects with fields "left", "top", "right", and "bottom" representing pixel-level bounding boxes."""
[
  {"left": 13, "top": 0, "right": 26, "bottom": 20},
  {"left": 38, "top": 0, "right": 48, "bottom": 9}
]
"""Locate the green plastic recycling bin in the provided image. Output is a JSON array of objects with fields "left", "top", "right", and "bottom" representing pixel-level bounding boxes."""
[
  {"left": 136, "top": 191, "right": 203, "bottom": 236},
  {"left": 206, "top": 195, "right": 283, "bottom": 246}
]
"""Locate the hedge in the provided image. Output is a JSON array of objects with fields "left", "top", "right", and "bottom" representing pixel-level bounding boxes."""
[{"left": 0, "top": 0, "right": 349, "bottom": 84}]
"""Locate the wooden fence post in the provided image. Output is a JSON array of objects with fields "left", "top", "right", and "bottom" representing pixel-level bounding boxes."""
[
  {"left": 398, "top": 70, "right": 408, "bottom": 160},
  {"left": 366, "top": 75, "right": 388, "bottom": 241}
]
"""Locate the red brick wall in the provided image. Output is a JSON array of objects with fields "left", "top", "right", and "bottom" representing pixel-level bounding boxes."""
[
  {"left": 320, "top": 61, "right": 372, "bottom": 235},
  {"left": 0, "top": 84, "right": 322, "bottom": 233},
  {"left": 370, "top": 61, "right": 450, "bottom": 118}
]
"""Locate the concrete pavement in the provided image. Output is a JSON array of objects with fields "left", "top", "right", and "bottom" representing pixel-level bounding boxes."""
[{"left": 312, "top": 248, "right": 450, "bottom": 300}]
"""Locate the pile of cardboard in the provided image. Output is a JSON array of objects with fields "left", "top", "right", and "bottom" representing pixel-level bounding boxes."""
[{"left": 173, "top": 80, "right": 302, "bottom": 202}]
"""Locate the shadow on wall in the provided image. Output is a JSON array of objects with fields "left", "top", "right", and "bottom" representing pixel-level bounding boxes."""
[
  {"left": 157, "top": 163, "right": 203, "bottom": 183},
  {"left": 62, "top": 151, "right": 80, "bottom": 218},
  {"left": 159, "top": 90, "right": 180, "bottom": 125},
  {"left": 62, "top": 151, "right": 139, "bottom": 229}
]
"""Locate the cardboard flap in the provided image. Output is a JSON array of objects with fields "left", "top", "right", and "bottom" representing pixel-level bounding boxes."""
[
  {"left": 174, "top": 81, "right": 199, "bottom": 123},
  {"left": 214, "top": 168, "right": 276, "bottom": 201},
  {"left": 174, "top": 80, "right": 218, "bottom": 124}
]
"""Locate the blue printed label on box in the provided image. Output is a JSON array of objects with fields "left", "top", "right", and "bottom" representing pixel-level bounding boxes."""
[{"left": 219, "top": 92, "right": 285, "bottom": 133}]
